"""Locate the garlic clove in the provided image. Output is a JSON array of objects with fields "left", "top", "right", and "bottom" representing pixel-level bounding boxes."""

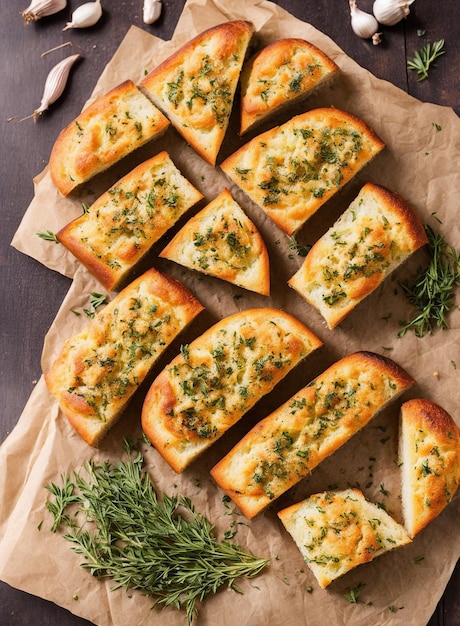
[
  {"left": 63, "top": 0, "right": 103, "bottom": 31},
  {"left": 22, "top": 0, "right": 67, "bottom": 24},
  {"left": 33, "top": 53, "right": 81, "bottom": 122},
  {"left": 349, "top": 0, "right": 380, "bottom": 39},
  {"left": 373, "top": 0, "right": 415, "bottom": 26},
  {"left": 143, "top": 0, "right": 162, "bottom": 25}
]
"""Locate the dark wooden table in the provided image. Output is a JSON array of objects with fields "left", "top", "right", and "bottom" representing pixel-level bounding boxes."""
[{"left": 1, "top": 1, "right": 458, "bottom": 624}]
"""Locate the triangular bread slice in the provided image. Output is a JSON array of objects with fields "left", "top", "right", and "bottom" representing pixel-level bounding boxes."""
[
  {"left": 211, "top": 351, "right": 414, "bottom": 519},
  {"left": 141, "top": 308, "right": 322, "bottom": 472},
  {"left": 288, "top": 183, "right": 428, "bottom": 329},
  {"left": 141, "top": 20, "right": 254, "bottom": 166},
  {"left": 45, "top": 268, "right": 204, "bottom": 446},
  {"left": 399, "top": 398, "right": 460, "bottom": 537},
  {"left": 221, "top": 107, "right": 385, "bottom": 235},
  {"left": 278, "top": 488, "right": 411, "bottom": 589},
  {"left": 57, "top": 151, "right": 203, "bottom": 291},
  {"left": 160, "top": 188, "right": 270, "bottom": 295},
  {"left": 240, "top": 38, "right": 339, "bottom": 134},
  {"left": 49, "top": 80, "right": 170, "bottom": 196}
]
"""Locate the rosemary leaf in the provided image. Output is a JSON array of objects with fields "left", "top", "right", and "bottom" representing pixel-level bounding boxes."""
[
  {"left": 44, "top": 446, "right": 268, "bottom": 624},
  {"left": 36, "top": 230, "right": 59, "bottom": 243},
  {"left": 398, "top": 224, "right": 460, "bottom": 338},
  {"left": 407, "top": 39, "right": 445, "bottom": 81}
]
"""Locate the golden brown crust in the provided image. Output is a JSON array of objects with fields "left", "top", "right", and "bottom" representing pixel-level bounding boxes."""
[
  {"left": 141, "top": 20, "right": 255, "bottom": 165},
  {"left": 160, "top": 188, "right": 270, "bottom": 295},
  {"left": 57, "top": 152, "right": 203, "bottom": 291},
  {"left": 400, "top": 398, "right": 460, "bottom": 537},
  {"left": 45, "top": 268, "right": 204, "bottom": 446},
  {"left": 288, "top": 182, "right": 428, "bottom": 328},
  {"left": 221, "top": 107, "right": 385, "bottom": 235},
  {"left": 278, "top": 488, "right": 411, "bottom": 588},
  {"left": 211, "top": 351, "right": 414, "bottom": 518},
  {"left": 141, "top": 308, "right": 322, "bottom": 472},
  {"left": 240, "top": 38, "right": 339, "bottom": 134},
  {"left": 49, "top": 80, "right": 170, "bottom": 196}
]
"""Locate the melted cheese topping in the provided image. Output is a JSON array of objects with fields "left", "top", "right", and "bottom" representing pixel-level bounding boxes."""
[{"left": 278, "top": 489, "right": 411, "bottom": 588}]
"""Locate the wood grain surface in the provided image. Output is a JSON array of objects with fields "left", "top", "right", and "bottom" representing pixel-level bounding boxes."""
[{"left": 0, "top": 1, "right": 458, "bottom": 624}]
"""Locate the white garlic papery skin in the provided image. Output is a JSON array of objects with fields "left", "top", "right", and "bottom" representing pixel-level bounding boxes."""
[
  {"left": 63, "top": 0, "right": 103, "bottom": 30},
  {"left": 349, "top": 0, "right": 380, "bottom": 39},
  {"left": 22, "top": 0, "right": 67, "bottom": 23},
  {"left": 33, "top": 54, "right": 81, "bottom": 121},
  {"left": 373, "top": 0, "right": 415, "bottom": 26},
  {"left": 143, "top": 0, "right": 162, "bottom": 25}
]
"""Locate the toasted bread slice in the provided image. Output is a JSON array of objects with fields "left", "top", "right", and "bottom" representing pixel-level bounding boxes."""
[
  {"left": 141, "top": 20, "right": 254, "bottom": 166},
  {"left": 211, "top": 351, "right": 414, "bottom": 518},
  {"left": 141, "top": 308, "right": 322, "bottom": 472},
  {"left": 160, "top": 188, "right": 270, "bottom": 295},
  {"left": 278, "top": 488, "right": 411, "bottom": 588},
  {"left": 57, "top": 152, "right": 203, "bottom": 291},
  {"left": 240, "top": 38, "right": 339, "bottom": 134},
  {"left": 399, "top": 398, "right": 460, "bottom": 537},
  {"left": 49, "top": 80, "right": 170, "bottom": 196},
  {"left": 288, "top": 183, "right": 428, "bottom": 329},
  {"left": 221, "top": 107, "right": 385, "bottom": 235},
  {"left": 45, "top": 268, "right": 204, "bottom": 446}
]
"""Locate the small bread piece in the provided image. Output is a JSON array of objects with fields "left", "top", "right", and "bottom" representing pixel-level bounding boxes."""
[
  {"left": 141, "top": 20, "right": 254, "bottom": 166},
  {"left": 399, "top": 398, "right": 460, "bottom": 537},
  {"left": 57, "top": 152, "right": 203, "bottom": 291},
  {"left": 221, "top": 107, "right": 385, "bottom": 235},
  {"left": 160, "top": 188, "right": 270, "bottom": 295},
  {"left": 288, "top": 183, "right": 428, "bottom": 329},
  {"left": 142, "top": 308, "right": 322, "bottom": 472},
  {"left": 240, "top": 38, "right": 339, "bottom": 134},
  {"left": 211, "top": 351, "right": 414, "bottom": 518},
  {"left": 49, "top": 80, "right": 170, "bottom": 196},
  {"left": 45, "top": 268, "right": 204, "bottom": 446},
  {"left": 278, "top": 488, "right": 411, "bottom": 588}
]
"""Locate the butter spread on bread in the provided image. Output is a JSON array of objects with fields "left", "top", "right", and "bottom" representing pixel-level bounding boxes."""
[
  {"left": 399, "top": 398, "right": 460, "bottom": 537},
  {"left": 141, "top": 308, "right": 322, "bottom": 472},
  {"left": 288, "top": 182, "right": 428, "bottom": 329},
  {"left": 45, "top": 268, "right": 204, "bottom": 446},
  {"left": 57, "top": 152, "right": 203, "bottom": 291},
  {"left": 278, "top": 488, "right": 411, "bottom": 588},
  {"left": 160, "top": 188, "right": 270, "bottom": 295},
  {"left": 141, "top": 20, "right": 254, "bottom": 166},
  {"left": 211, "top": 351, "right": 413, "bottom": 518},
  {"left": 240, "top": 38, "right": 339, "bottom": 134},
  {"left": 221, "top": 107, "right": 385, "bottom": 235},
  {"left": 49, "top": 80, "right": 170, "bottom": 196}
]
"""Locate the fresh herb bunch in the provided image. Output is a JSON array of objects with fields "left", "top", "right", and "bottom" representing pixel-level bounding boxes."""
[
  {"left": 407, "top": 39, "right": 445, "bottom": 81},
  {"left": 398, "top": 224, "right": 460, "bottom": 338},
  {"left": 45, "top": 444, "right": 268, "bottom": 624}
]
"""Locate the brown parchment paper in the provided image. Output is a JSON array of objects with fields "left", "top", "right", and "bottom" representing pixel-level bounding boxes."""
[{"left": 3, "top": 1, "right": 460, "bottom": 624}]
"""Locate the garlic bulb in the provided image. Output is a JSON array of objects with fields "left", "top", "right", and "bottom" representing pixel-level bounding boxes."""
[
  {"left": 349, "top": 0, "right": 380, "bottom": 39},
  {"left": 373, "top": 0, "right": 415, "bottom": 26},
  {"left": 143, "top": 0, "right": 162, "bottom": 25},
  {"left": 22, "top": 0, "right": 67, "bottom": 24},
  {"left": 33, "top": 54, "right": 81, "bottom": 122},
  {"left": 63, "top": 0, "right": 103, "bottom": 30}
]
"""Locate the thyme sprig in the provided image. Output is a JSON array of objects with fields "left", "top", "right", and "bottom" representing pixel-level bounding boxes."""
[
  {"left": 407, "top": 39, "right": 445, "bottom": 81},
  {"left": 45, "top": 446, "right": 268, "bottom": 624},
  {"left": 398, "top": 225, "right": 460, "bottom": 338}
]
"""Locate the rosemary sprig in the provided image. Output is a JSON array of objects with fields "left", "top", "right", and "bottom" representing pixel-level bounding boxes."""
[
  {"left": 287, "top": 235, "right": 311, "bottom": 257},
  {"left": 398, "top": 224, "right": 460, "bottom": 338},
  {"left": 45, "top": 446, "right": 268, "bottom": 624},
  {"left": 407, "top": 39, "right": 445, "bottom": 81},
  {"left": 36, "top": 230, "right": 59, "bottom": 243}
]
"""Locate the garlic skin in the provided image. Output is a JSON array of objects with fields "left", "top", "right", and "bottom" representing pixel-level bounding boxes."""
[
  {"left": 22, "top": 0, "right": 67, "bottom": 24},
  {"left": 349, "top": 0, "right": 380, "bottom": 39},
  {"left": 63, "top": 0, "right": 103, "bottom": 31},
  {"left": 33, "top": 54, "right": 81, "bottom": 122},
  {"left": 143, "top": 0, "right": 162, "bottom": 25},
  {"left": 373, "top": 0, "right": 415, "bottom": 26}
]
